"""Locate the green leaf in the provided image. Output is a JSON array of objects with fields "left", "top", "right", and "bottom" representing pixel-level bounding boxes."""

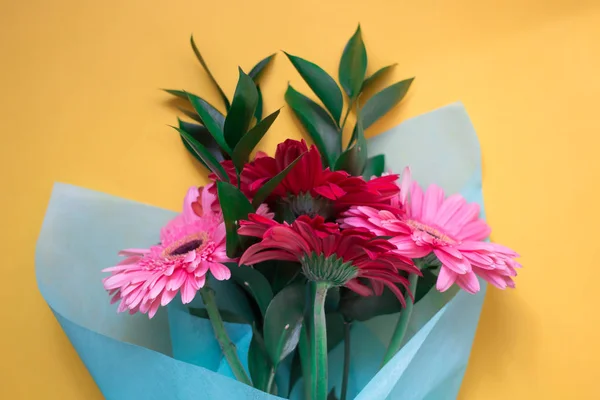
[
  {"left": 178, "top": 119, "right": 224, "bottom": 166},
  {"left": 188, "top": 307, "right": 249, "bottom": 324},
  {"left": 175, "top": 127, "right": 229, "bottom": 182},
  {"left": 339, "top": 286, "right": 404, "bottom": 322},
  {"left": 224, "top": 68, "right": 259, "bottom": 150},
  {"left": 177, "top": 107, "right": 203, "bottom": 124},
  {"left": 415, "top": 268, "right": 438, "bottom": 304},
  {"left": 326, "top": 312, "right": 345, "bottom": 352},
  {"left": 339, "top": 25, "right": 367, "bottom": 99},
  {"left": 263, "top": 283, "right": 305, "bottom": 365},
  {"left": 255, "top": 85, "right": 264, "bottom": 121},
  {"left": 163, "top": 88, "right": 191, "bottom": 101},
  {"left": 361, "top": 64, "right": 397, "bottom": 93},
  {"left": 288, "top": 350, "right": 302, "bottom": 397},
  {"left": 225, "top": 263, "right": 274, "bottom": 317},
  {"left": 362, "top": 78, "right": 414, "bottom": 129},
  {"left": 284, "top": 52, "right": 343, "bottom": 124},
  {"left": 253, "top": 260, "right": 303, "bottom": 295},
  {"left": 217, "top": 181, "right": 255, "bottom": 257},
  {"left": 285, "top": 84, "right": 340, "bottom": 167},
  {"left": 362, "top": 154, "right": 386, "bottom": 178},
  {"left": 252, "top": 152, "right": 304, "bottom": 208},
  {"left": 249, "top": 53, "right": 276, "bottom": 82},
  {"left": 190, "top": 35, "right": 231, "bottom": 110},
  {"left": 187, "top": 93, "right": 231, "bottom": 154},
  {"left": 334, "top": 106, "right": 367, "bottom": 175},
  {"left": 325, "top": 287, "right": 340, "bottom": 312},
  {"left": 232, "top": 109, "right": 280, "bottom": 171},
  {"left": 328, "top": 388, "right": 340, "bottom": 400},
  {"left": 248, "top": 329, "right": 273, "bottom": 391}
]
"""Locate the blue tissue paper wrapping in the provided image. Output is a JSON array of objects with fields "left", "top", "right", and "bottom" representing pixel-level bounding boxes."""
[{"left": 36, "top": 103, "right": 485, "bottom": 399}]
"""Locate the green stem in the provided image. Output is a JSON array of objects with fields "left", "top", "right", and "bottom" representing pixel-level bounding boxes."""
[
  {"left": 309, "top": 281, "right": 330, "bottom": 400},
  {"left": 381, "top": 273, "right": 419, "bottom": 367},
  {"left": 200, "top": 286, "right": 252, "bottom": 386},
  {"left": 340, "top": 103, "right": 353, "bottom": 134},
  {"left": 339, "top": 99, "right": 355, "bottom": 148},
  {"left": 265, "top": 366, "right": 276, "bottom": 394},
  {"left": 340, "top": 321, "right": 352, "bottom": 400},
  {"left": 299, "top": 323, "right": 312, "bottom": 399}
]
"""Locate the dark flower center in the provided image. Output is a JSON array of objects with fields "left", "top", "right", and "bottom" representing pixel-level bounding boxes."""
[
  {"left": 169, "top": 239, "right": 203, "bottom": 256},
  {"left": 280, "top": 192, "right": 333, "bottom": 222}
]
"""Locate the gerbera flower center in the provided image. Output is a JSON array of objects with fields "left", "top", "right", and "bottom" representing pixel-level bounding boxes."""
[
  {"left": 301, "top": 253, "right": 358, "bottom": 286},
  {"left": 280, "top": 192, "right": 333, "bottom": 222},
  {"left": 162, "top": 232, "right": 208, "bottom": 258},
  {"left": 407, "top": 219, "right": 457, "bottom": 245}
]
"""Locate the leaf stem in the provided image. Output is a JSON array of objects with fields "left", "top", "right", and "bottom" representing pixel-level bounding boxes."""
[
  {"left": 200, "top": 286, "right": 252, "bottom": 386},
  {"left": 339, "top": 98, "right": 355, "bottom": 143},
  {"left": 266, "top": 366, "right": 276, "bottom": 394},
  {"left": 309, "top": 281, "right": 330, "bottom": 400},
  {"left": 381, "top": 273, "right": 419, "bottom": 367},
  {"left": 340, "top": 321, "right": 352, "bottom": 400},
  {"left": 299, "top": 323, "right": 313, "bottom": 399}
]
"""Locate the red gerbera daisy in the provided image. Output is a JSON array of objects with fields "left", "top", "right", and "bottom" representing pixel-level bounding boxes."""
[
  {"left": 210, "top": 139, "right": 400, "bottom": 221},
  {"left": 238, "top": 214, "right": 420, "bottom": 304}
]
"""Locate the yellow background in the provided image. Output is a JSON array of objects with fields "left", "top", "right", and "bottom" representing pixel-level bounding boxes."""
[{"left": 1, "top": 0, "right": 599, "bottom": 398}]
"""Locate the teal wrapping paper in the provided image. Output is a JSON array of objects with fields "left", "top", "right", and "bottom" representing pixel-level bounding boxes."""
[{"left": 36, "top": 102, "right": 486, "bottom": 399}]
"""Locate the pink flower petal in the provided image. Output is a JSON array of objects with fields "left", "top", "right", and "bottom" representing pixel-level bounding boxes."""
[
  {"left": 456, "top": 271, "right": 480, "bottom": 294},
  {"left": 436, "top": 267, "right": 457, "bottom": 292},
  {"left": 421, "top": 185, "right": 445, "bottom": 223},
  {"left": 180, "top": 278, "right": 197, "bottom": 304},
  {"left": 434, "top": 248, "right": 471, "bottom": 274},
  {"left": 161, "top": 289, "right": 178, "bottom": 306},
  {"left": 166, "top": 269, "right": 187, "bottom": 291},
  {"left": 209, "top": 263, "right": 231, "bottom": 281},
  {"left": 399, "top": 167, "right": 411, "bottom": 206},
  {"left": 148, "top": 299, "right": 161, "bottom": 319}
]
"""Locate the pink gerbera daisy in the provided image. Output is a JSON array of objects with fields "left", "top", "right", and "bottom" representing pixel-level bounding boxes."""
[
  {"left": 238, "top": 214, "right": 419, "bottom": 305},
  {"left": 341, "top": 168, "right": 521, "bottom": 294},
  {"left": 102, "top": 184, "right": 234, "bottom": 318}
]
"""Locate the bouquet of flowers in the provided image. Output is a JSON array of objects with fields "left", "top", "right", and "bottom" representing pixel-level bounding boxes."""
[{"left": 36, "top": 26, "right": 520, "bottom": 400}]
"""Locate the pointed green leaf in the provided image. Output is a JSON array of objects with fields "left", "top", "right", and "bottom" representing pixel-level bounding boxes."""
[
  {"left": 284, "top": 52, "right": 343, "bottom": 124},
  {"left": 225, "top": 263, "right": 274, "bottom": 317},
  {"left": 361, "top": 64, "right": 397, "bottom": 93},
  {"left": 325, "top": 287, "right": 340, "bottom": 312},
  {"left": 178, "top": 119, "right": 224, "bottom": 166},
  {"left": 188, "top": 307, "right": 250, "bottom": 324},
  {"left": 175, "top": 127, "right": 229, "bottom": 182},
  {"left": 334, "top": 106, "right": 367, "bottom": 175},
  {"left": 249, "top": 53, "right": 276, "bottom": 82},
  {"left": 254, "top": 85, "right": 264, "bottom": 121},
  {"left": 187, "top": 93, "right": 231, "bottom": 154},
  {"left": 190, "top": 35, "right": 231, "bottom": 110},
  {"left": 163, "top": 88, "right": 191, "bottom": 101},
  {"left": 328, "top": 388, "right": 340, "bottom": 400},
  {"left": 248, "top": 329, "right": 273, "bottom": 391},
  {"left": 362, "top": 78, "right": 414, "bottom": 129},
  {"left": 285, "top": 84, "right": 340, "bottom": 167},
  {"left": 326, "top": 312, "right": 345, "bottom": 352},
  {"left": 224, "top": 68, "right": 259, "bottom": 150},
  {"left": 232, "top": 109, "right": 280, "bottom": 171},
  {"left": 362, "top": 154, "right": 386, "bottom": 178},
  {"left": 339, "top": 286, "right": 404, "bottom": 322},
  {"left": 263, "top": 283, "right": 305, "bottom": 365},
  {"left": 339, "top": 25, "right": 367, "bottom": 99},
  {"left": 415, "top": 268, "right": 438, "bottom": 304},
  {"left": 217, "top": 181, "right": 255, "bottom": 257},
  {"left": 252, "top": 153, "right": 305, "bottom": 208},
  {"left": 177, "top": 107, "right": 203, "bottom": 123}
]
